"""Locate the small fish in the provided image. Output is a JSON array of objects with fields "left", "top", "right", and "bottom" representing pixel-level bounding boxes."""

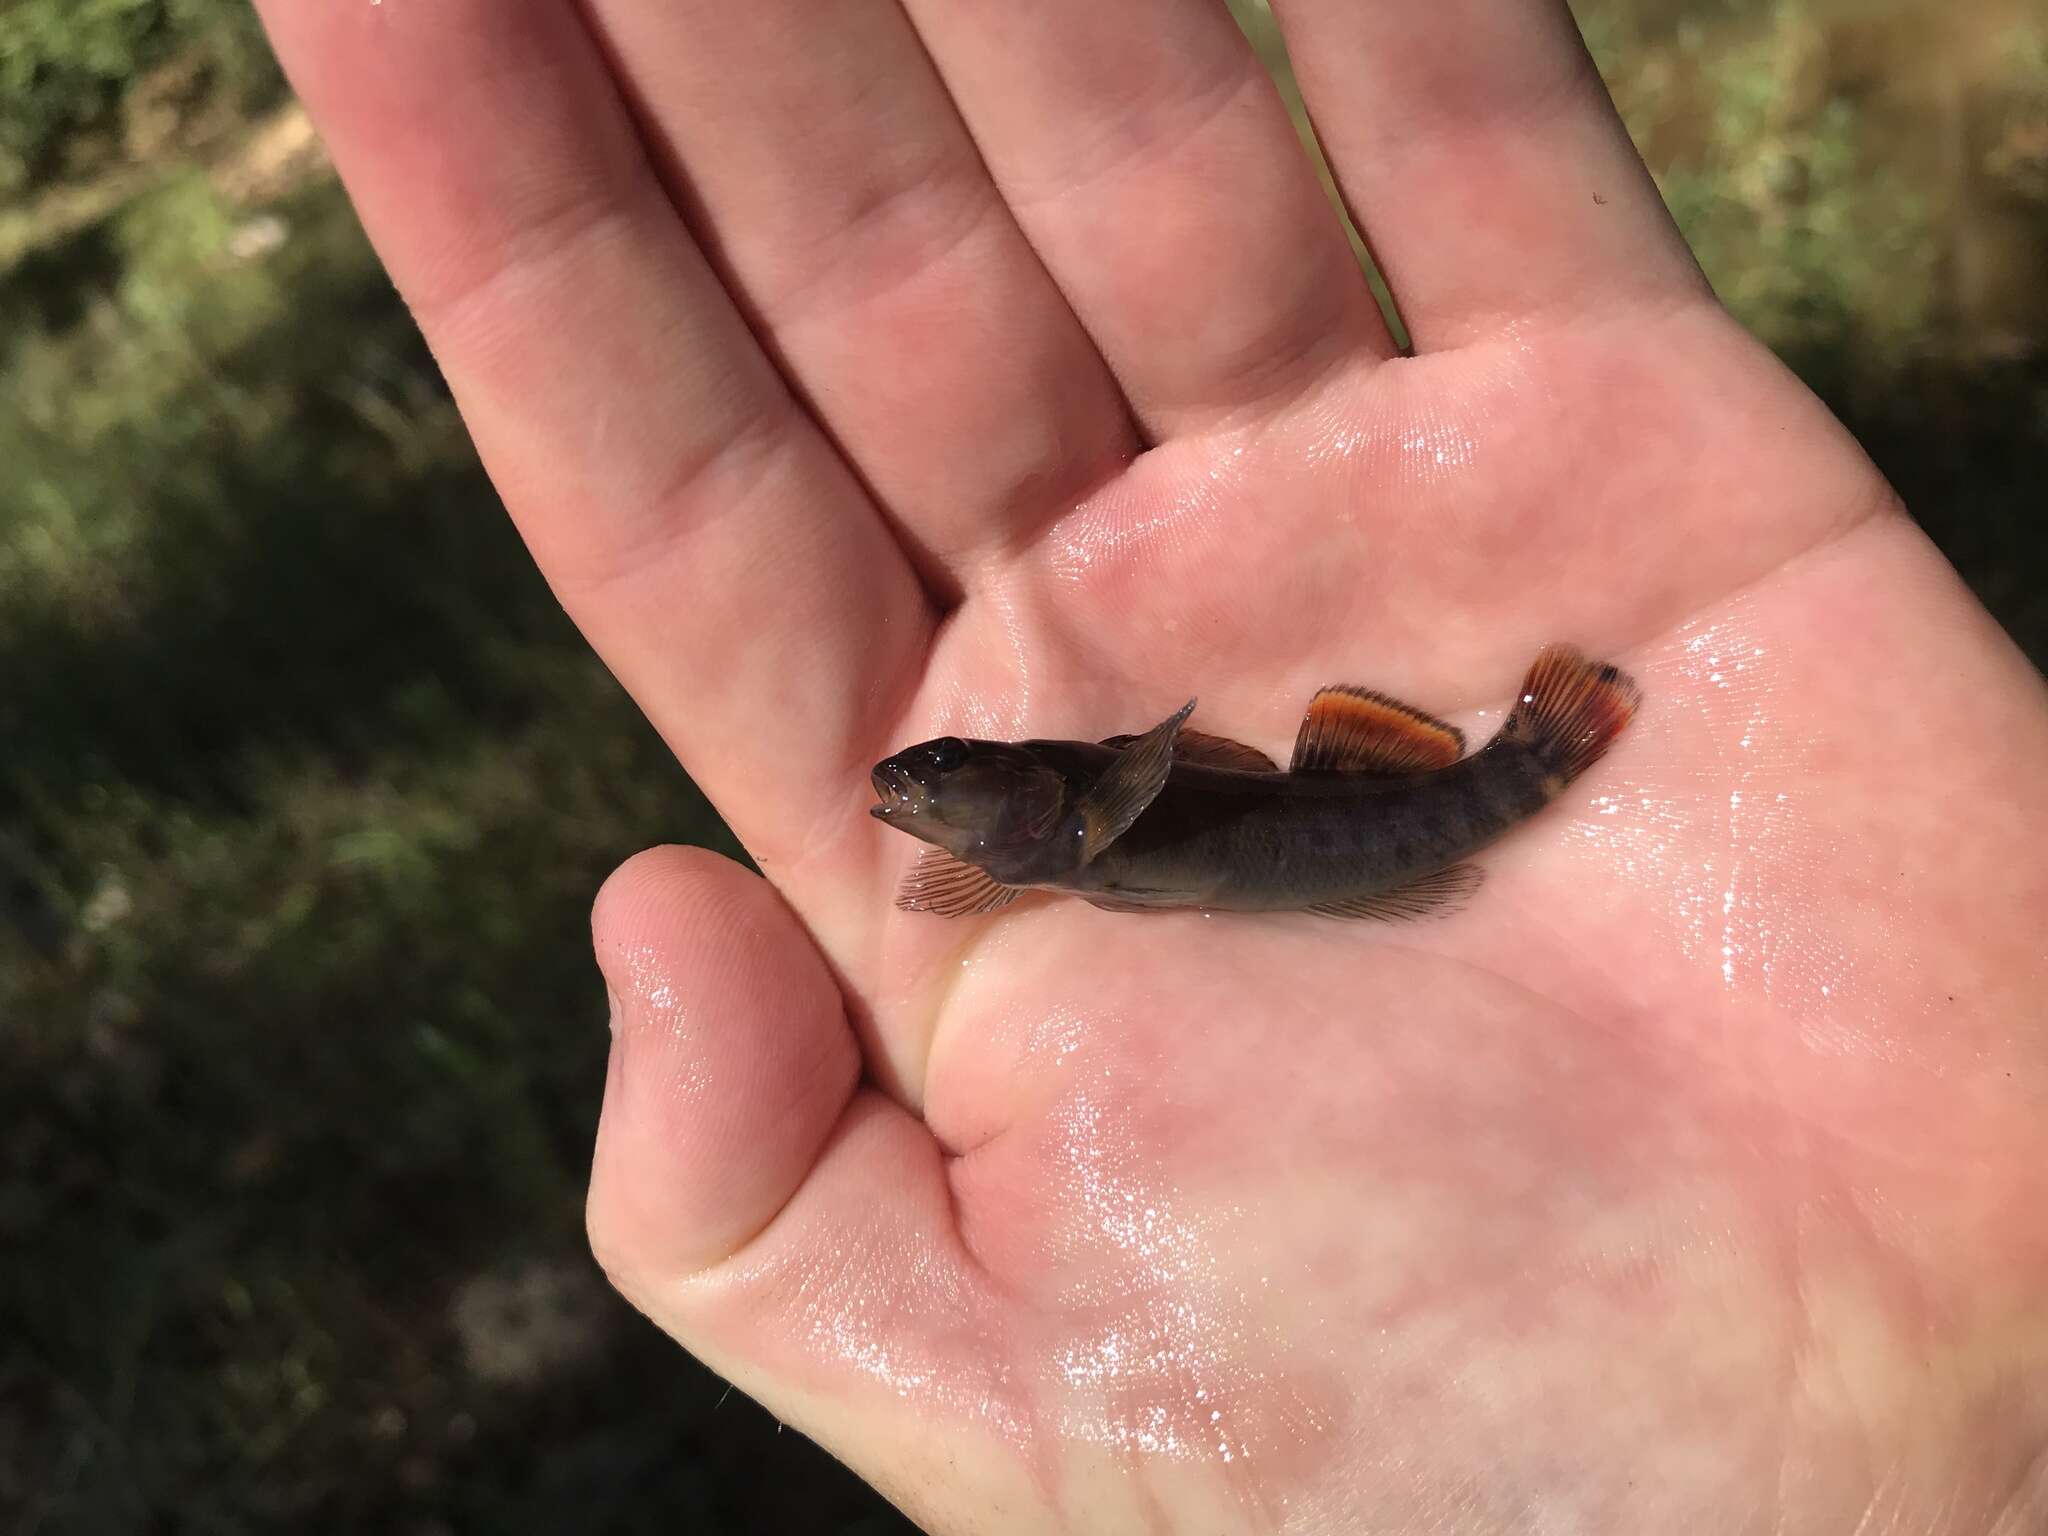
[{"left": 868, "top": 646, "right": 1641, "bottom": 921}]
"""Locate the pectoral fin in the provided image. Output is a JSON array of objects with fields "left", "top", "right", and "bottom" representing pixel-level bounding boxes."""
[
  {"left": 1101, "top": 728, "right": 1276, "bottom": 773},
  {"left": 1080, "top": 699, "right": 1195, "bottom": 861},
  {"left": 1306, "top": 863, "right": 1483, "bottom": 921},
  {"left": 895, "top": 844, "right": 1021, "bottom": 917},
  {"left": 1292, "top": 686, "right": 1465, "bottom": 774}
]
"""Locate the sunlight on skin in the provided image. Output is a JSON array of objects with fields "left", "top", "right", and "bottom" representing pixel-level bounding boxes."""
[
  {"left": 253, "top": 0, "right": 2048, "bottom": 1527},
  {"left": 592, "top": 271, "right": 2048, "bottom": 1533},
  {"left": 611, "top": 495, "right": 2048, "bottom": 1531}
]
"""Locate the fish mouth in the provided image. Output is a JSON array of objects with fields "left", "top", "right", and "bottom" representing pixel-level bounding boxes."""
[{"left": 869, "top": 763, "right": 915, "bottom": 820}]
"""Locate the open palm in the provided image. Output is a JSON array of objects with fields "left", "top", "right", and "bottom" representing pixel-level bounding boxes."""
[{"left": 260, "top": 0, "right": 2048, "bottom": 1528}]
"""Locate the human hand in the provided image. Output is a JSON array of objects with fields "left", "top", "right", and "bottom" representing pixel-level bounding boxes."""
[{"left": 255, "top": 0, "right": 2048, "bottom": 1527}]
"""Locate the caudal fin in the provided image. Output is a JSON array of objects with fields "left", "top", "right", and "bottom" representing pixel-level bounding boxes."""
[{"left": 1504, "top": 645, "right": 1642, "bottom": 784}]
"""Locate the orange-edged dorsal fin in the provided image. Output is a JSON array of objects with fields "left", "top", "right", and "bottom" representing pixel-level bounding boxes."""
[
  {"left": 896, "top": 844, "right": 1021, "bottom": 918},
  {"left": 1101, "top": 728, "right": 1277, "bottom": 773},
  {"left": 1291, "top": 686, "right": 1465, "bottom": 774},
  {"left": 1306, "top": 863, "right": 1483, "bottom": 921}
]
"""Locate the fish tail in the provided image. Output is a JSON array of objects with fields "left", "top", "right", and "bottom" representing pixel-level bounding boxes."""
[{"left": 1503, "top": 645, "right": 1642, "bottom": 784}]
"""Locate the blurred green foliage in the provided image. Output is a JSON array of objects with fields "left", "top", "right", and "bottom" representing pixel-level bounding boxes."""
[
  {"left": 0, "top": 10, "right": 863, "bottom": 1527},
  {"left": 1578, "top": 0, "right": 2048, "bottom": 646},
  {"left": 0, "top": 0, "right": 279, "bottom": 192},
  {"left": 4, "top": 1, "right": 2045, "bottom": 1531}
]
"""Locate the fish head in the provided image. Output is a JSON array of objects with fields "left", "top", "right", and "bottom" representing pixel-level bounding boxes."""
[{"left": 869, "top": 736, "right": 1077, "bottom": 866}]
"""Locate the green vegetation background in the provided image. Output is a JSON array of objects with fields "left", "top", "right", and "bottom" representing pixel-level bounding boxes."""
[{"left": 4, "top": 1, "right": 2043, "bottom": 1529}]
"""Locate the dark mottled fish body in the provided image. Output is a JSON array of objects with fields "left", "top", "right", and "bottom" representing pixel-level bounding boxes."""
[
  {"left": 1046, "top": 740, "right": 1556, "bottom": 913},
  {"left": 868, "top": 646, "right": 1640, "bottom": 922}
]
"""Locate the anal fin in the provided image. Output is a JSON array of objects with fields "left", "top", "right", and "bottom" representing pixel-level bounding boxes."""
[
  {"left": 896, "top": 844, "right": 1022, "bottom": 918},
  {"left": 1292, "top": 686, "right": 1465, "bottom": 775},
  {"left": 1081, "top": 893, "right": 1174, "bottom": 914},
  {"left": 1306, "top": 863, "right": 1483, "bottom": 921}
]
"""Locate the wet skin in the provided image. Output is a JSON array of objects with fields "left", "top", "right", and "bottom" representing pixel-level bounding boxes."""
[{"left": 260, "top": 0, "right": 2048, "bottom": 1531}]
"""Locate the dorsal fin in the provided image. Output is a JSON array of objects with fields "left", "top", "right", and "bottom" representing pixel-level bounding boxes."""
[
  {"left": 1080, "top": 699, "right": 1194, "bottom": 860},
  {"left": 1291, "top": 686, "right": 1465, "bottom": 774},
  {"left": 1101, "top": 728, "right": 1277, "bottom": 773}
]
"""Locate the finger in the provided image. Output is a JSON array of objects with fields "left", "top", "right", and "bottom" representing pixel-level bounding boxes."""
[
  {"left": 577, "top": 0, "right": 1137, "bottom": 571},
  {"left": 1265, "top": 0, "right": 1710, "bottom": 348},
  {"left": 586, "top": 848, "right": 1040, "bottom": 1530},
  {"left": 251, "top": 0, "right": 929, "bottom": 871},
  {"left": 899, "top": 0, "right": 1391, "bottom": 439}
]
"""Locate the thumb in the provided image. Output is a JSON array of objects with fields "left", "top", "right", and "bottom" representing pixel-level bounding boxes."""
[
  {"left": 586, "top": 844, "right": 858, "bottom": 1280},
  {"left": 583, "top": 847, "right": 1040, "bottom": 1531}
]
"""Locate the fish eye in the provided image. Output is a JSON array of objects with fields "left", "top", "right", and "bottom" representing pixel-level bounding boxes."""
[{"left": 928, "top": 737, "right": 968, "bottom": 771}]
